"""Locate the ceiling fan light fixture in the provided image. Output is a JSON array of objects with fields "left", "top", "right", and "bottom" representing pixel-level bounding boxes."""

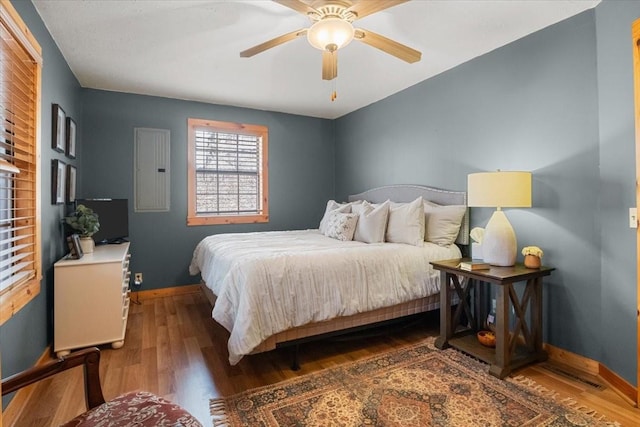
[{"left": 307, "top": 17, "right": 354, "bottom": 51}]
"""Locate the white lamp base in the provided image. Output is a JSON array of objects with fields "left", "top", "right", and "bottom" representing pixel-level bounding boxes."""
[{"left": 482, "top": 210, "right": 517, "bottom": 266}]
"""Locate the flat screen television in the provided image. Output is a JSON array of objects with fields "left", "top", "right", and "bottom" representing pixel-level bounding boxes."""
[{"left": 75, "top": 198, "right": 129, "bottom": 244}]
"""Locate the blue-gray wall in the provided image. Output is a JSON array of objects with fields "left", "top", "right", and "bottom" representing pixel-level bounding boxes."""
[
  {"left": 596, "top": 0, "right": 639, "bottom": 386},
  {"left": 335, "top": 2, "right": 638, "bottom": 385},
  {"left": 1, "top": 0, "right": 83, "bottom": 408},
  {"left": 80, "top": 90, "right": 334, "bottom": 289}
]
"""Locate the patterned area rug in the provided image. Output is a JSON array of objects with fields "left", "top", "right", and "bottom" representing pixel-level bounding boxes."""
[{"left": 210, "top": 337, "right": 616, "bottom": 426}]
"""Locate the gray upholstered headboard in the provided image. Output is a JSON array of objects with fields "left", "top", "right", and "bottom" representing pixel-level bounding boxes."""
[{"left": 348, "top": 184, "right": 469, "bottom": 245}]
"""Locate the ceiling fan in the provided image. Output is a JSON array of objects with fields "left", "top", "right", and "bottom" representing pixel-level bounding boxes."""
[{"left": 240, "top": 0, "right": 421, "bottom": 85}]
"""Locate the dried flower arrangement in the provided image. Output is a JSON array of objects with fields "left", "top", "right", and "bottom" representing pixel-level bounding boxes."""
[{"left": 521, "top": 246, "right": 543, "bottom": 257}]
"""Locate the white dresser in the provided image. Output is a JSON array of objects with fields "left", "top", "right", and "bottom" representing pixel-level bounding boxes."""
[{"left": 54, "top": 242, "right": 131, "bottom": 357}]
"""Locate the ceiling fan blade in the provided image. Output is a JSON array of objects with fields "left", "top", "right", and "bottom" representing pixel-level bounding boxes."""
[
  {"left": 240, "top": 29, "right": 307, "bottom": 57},
  {"left": 273, "top": 0, "right": 318, "bottom": 16},
  {"left": 354, "top": 28, "right": 421, "bottom": 63},
  {"left": 347, "top": 0, "right": 409, "bottom": 20},
  {"left": 322, "top": 50, "right": 337, "bottom": 80}
]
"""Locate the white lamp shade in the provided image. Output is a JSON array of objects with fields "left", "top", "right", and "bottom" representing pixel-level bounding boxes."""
[
  {"left": 467, "top": 171, "right": 531, "bottom": 208},
  {"left": 307, "top": 18, "right": 354, "bottom": 51}
]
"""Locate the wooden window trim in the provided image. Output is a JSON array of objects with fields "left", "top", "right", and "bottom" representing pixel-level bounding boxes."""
[
  {"left": 0, "top": 0, "right": 43, "bottom": 326},
  {"left": 632, "top": 17, "right": 640, "bottom": 406},
  {"left": 187, "top": 118, "right": 269, "bottom": 226}
]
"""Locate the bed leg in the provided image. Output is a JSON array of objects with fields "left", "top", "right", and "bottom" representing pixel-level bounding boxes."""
[{"left": 291, "top": 344, "right": 300, "bottom": 371}]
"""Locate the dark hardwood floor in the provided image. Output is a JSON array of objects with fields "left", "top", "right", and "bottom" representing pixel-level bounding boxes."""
[{"left": 3, "top": 290, "right": 639, "bottom": 426}]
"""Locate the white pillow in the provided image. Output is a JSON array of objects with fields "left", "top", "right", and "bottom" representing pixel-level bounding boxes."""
[
  {"left": 319, "top": 200, "right": 351, "bottom": 234},
  {"left": 323, "top": 212, "right": 358, "bottom": 241},
  {"left": 425, "top": 204, "right": 467, "bottom": 246},
  {"left": 353, "top": 200, "right": 390, "bottom": 243},
  {"left": 385, "top": 197, "right": 425, "bottom": 246}
]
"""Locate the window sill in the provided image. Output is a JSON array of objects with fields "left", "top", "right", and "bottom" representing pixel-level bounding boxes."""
[{"left": 187, "top": 214, "right": 269, "bottom": 226}]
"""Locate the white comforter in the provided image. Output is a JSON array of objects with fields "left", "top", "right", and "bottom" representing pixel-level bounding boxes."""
[{"left": 189, "top": 229, "right": 461, "bottom": 365}]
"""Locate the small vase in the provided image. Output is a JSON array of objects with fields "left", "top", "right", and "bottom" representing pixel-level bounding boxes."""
[
  {"left": 524, "top": 254, "right": 541, "bottom": 269},
  {"left": 79, "top": 237, "right": 95, "bottom": 254}
]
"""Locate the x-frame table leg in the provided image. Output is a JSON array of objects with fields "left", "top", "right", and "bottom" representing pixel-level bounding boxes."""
[{"left": 435, "top": 271, "right": 472, "bottom": 349}]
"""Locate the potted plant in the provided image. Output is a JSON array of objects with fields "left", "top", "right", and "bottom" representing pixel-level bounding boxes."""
[{"left": 64, "top": 204, "right": 100, "bottom": 253}]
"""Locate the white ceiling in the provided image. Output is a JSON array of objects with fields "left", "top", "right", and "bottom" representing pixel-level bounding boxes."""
[{"left": 32, "top": 0, "right": 600, "bottom": 119}]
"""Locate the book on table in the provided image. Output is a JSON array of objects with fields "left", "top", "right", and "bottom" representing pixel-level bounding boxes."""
[{"left": 459, "top": 261, "right": 490, "bottom": 271}]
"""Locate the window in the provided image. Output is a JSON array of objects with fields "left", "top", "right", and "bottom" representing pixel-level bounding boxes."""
[
  {"left": 0, "top": 0, "right": 42, "bottom": 325},
  {"left": 187, "top": 118, "right": 268, "bottom": 225}
]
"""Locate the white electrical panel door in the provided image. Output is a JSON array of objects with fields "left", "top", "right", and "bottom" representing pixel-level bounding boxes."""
[{"left": 134, "top": 128, "right": 170, "bottom": 212}]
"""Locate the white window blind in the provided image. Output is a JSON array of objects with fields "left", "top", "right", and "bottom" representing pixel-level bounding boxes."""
[
  {"left": 0, "top": 1, "right": 41, "bottom": 320},
  {"left": 194, "top": 129, "right": 262, "bottom": 215}
]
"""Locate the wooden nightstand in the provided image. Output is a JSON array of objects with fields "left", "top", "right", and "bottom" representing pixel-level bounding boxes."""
[{"left": 431, "top": 258, "right": 555, "bottom": 379}]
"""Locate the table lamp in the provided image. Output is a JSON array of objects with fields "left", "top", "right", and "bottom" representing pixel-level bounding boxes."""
[{"left": 467, "top": 171, "right": 532, "bottom": 266}]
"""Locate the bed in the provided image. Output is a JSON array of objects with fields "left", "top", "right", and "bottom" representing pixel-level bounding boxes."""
[{"left": 189, "top": 185, "right": 468, "bottom": 366}]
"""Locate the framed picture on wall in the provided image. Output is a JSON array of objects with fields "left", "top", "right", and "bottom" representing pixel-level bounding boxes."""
[
  {"left": 65, "top": 117, "right": 76, "bottom": 159},
  {"left": 66, "top": 164, "right": 76, "bottom": 204},
  {"left": 52, "top": 159, "right": 66, "bottom": 204},
  {"left": 52, "top": 104, "right": 66, "bottom": 152}
]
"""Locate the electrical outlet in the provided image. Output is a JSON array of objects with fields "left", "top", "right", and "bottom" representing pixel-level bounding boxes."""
[{"left": 134, "top": 273, "right": 143, "bottom": 283}]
